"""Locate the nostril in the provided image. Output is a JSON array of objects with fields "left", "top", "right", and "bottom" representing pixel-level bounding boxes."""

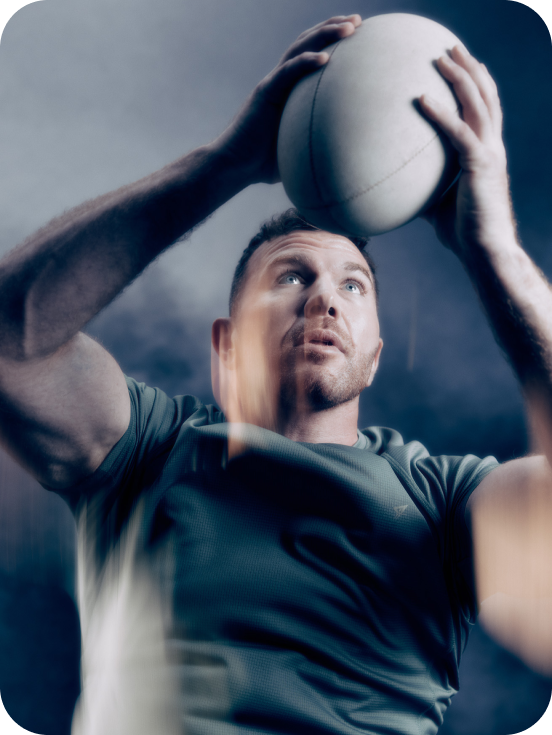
[{"left": 328, "top": 306, "right": 336, "bottom": 316}]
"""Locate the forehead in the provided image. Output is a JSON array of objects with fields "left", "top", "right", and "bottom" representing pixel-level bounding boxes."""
[{"left": 249, "top": 230, "right": 368, "bottom": 273}]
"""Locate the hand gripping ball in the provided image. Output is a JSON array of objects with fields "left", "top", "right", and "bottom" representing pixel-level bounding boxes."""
[{"left": 277, "top": 13, "right": 463, "bottom": 237}]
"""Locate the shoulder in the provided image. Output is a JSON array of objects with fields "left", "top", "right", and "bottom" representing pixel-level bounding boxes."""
[
  {"left": 50, "top": 377, "right": 223, "bottom": 509},
  {"left": 125, "top": 376, "right": 224, "bottom": 432},
  {"left": 360, "top": 425, "right": 499, "bottom": 519},
  {"left": 362, "top": 425, "right": 498, "bottom": 484}
]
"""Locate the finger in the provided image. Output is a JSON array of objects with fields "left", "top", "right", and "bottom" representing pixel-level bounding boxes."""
[
  {"left": 296, "top": 14, "right": 362, "bottom": 40},
  {"left": 258, "top": 51, "right": 330, "bottom": 107},
  {"left": 436, "top": 54, "right": 493, "bottom": 141},
  {"left": 480, "top": 63, "right": 498, "bottom": 96},
  {"left": 450, "top": 46, "right": 496, "bottom": 107},
  {"left": 450, "top": 46, "right": 503, "bottom": 134},
  {"left": 419, "top": 93, "right": 482, "bottom": 169},
  {"left": 282, "top": 19, "right": 359, "bottom": 62}
]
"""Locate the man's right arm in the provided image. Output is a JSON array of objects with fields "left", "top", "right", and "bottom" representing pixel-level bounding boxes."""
[
  {"left": 0, "top": 15, "right": 361, "bottom": 490},
  {"left": 0, "top": 144, "right": 255, "bottom": 490}
]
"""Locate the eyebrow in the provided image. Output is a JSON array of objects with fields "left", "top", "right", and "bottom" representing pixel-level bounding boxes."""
[
  {"left": 342, "top": 261, "right": 376, "bottom": 289},
  {"left": 268, "top": 254, "right": 315, "bottom": 270}
]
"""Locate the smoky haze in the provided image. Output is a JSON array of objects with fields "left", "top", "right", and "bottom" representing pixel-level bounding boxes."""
[{"left": 0, "top": 0, "right": 550, "bottom": 732}]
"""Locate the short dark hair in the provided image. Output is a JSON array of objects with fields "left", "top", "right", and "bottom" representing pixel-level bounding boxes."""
[{"left": 229, "top": 208, "right": 378, "bottom": 316}]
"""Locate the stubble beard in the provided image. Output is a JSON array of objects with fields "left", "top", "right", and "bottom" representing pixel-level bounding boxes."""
[{"left": 278, "top": 342, "right": 378, "bottom": 415}]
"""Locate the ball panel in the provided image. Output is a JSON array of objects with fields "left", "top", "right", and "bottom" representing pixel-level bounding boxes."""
[
  {"left": 294, "top": 202, "right": 351, "bottom": 237},
  {"left": 277, "top": 13, "right": 463, "bottom": 237},
  {"left": 310, "top": 15, "right": 460, "bottom": 207},
  {"left": 277, "top": 70, "right": 323, "bottom": 209},
  {"left": 330, "top": 133, "right": 458, "bottom": 236}
]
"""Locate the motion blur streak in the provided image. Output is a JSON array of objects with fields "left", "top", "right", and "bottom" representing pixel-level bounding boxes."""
[
  {"left": 72, "top": 497, "right": 181, "bottom": 735},
  {"left": 472, "top": 449, "right": 552, "bottom": 675},
  {"left": 212, "top": 311, "right": 278, "bottom": 460}
]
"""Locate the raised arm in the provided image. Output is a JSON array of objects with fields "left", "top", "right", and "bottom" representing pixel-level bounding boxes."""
[
  {"left": 420, "top": 45, "right": 552, "bottom": 426},
  {"left": 0, "top": 15, "right": 362, "bottom": 490},
  {"left": 419, "top": 47, "right": 552, "bottom": 612}
]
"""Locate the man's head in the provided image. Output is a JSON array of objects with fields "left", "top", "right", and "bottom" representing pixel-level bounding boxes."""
[
  {"left": 229, "top": 209, "right": 378, "bottom": 318},
  {"left": 212, "top": 209, "right": 383, "bottom": 426}
]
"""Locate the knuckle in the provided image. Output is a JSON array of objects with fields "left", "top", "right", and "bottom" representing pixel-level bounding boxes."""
[
  {"left": 444, "top": 63, "right": 465, "bottom": 83},
  {"left": 467, "top": 55, "right": 482, "bottom": 73},
  {"left": 317, "top": 24, "right": 338, "bottom": 36},
  {"left": 254, "top": 76, "right": 273, "bottom": 98},
  {"left": 320, "top": 22, "right": 351, "bottom": 37},
  {"left": 295, "top": 50, "right": 317, "bottom": 63},
  {"left": 456, "top": 123, "right": 476, "bottom": 146},
  {"left": 325, "top": 15, "right": 349, "bottom": 24}
]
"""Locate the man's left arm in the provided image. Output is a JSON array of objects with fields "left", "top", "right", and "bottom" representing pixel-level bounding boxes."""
[{"left": 419, "top": 46, "right": 552, "bottom": 604}]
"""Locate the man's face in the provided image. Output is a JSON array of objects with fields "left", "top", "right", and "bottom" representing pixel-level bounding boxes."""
[{"left": 228, "top": 230, "right": 383, "bottom": 418}]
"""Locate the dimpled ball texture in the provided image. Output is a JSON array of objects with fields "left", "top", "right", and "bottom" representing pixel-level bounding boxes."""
[{"left": 277, "top": 13, "right": 462, "bottom": 237}]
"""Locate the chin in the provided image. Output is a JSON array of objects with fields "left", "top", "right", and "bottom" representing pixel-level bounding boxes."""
[
  {"left": 281, "top": 363, "right": 367, "bottom": 412},
  {"left": 308, "top": 377, "right": 365, "bottom": 410}
]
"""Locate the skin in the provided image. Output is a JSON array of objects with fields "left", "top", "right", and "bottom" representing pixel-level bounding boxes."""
[
  {"left": 0, "top": 15, "right": 362, "bottom": 486},
  {"left": 212, "top": 231, "right": 382, "bottom": 445},
  {"left": 0, "top": 15, "right": 550, "bottom": 618}
]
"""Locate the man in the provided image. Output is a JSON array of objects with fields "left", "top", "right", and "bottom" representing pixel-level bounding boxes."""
[{"left": 0, "top": 12, "right": 550, "bottom": 735}]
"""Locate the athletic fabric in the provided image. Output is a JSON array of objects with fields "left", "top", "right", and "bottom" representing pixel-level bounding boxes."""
[{"left": 52, "top": 376, "right": 498, "bottom": 735}]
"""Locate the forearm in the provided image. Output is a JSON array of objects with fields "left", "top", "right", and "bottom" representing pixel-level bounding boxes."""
[
  {"left": 0, "top": 143, "right": 247, "bottom": 360},
  {"left": 460, "top": 235, "right": 552, "bottom": 455},
  {"left": 419, "top": 45, "right": 552, "bottom": 457},
  {"left": 0, "top": 16, "right": 357, "bottom": 364}
]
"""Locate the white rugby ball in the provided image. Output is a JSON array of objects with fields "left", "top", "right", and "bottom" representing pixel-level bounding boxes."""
[{"left": 277, "top": 13, "right": 462, "bottom": 237}]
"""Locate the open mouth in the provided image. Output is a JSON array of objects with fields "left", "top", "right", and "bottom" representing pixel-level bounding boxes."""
[{"left": 302, "top": 330, "right": 345, "bottom": 352}]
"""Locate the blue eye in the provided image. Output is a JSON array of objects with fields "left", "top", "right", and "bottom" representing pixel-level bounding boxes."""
[
  {"left": 282, "top": 273, "right": 301, "bottom": 285},
  {"left": 344, "top": 282, "right": 361, "bottom": 294}
]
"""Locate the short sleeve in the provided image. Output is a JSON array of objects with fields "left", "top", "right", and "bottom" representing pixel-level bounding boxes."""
[
  {"left": 48, "top": 376, "right": 204, "bottom": 516},
  {"left": 412, "top": 453, "right": 499, "bottom": 563},
  {"left": 380, "top": 437, "right": 499, "bottom": 623}
]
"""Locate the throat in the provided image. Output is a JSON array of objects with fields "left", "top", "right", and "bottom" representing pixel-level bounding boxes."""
[{"left": 277, "top": 399, "right": 360, "bottom": 446}]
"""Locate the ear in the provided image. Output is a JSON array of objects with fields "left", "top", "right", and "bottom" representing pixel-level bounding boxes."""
[
  {"left": 365, "top": 339, "right": 383, "bottom": 388},
  {"left": 211, "top": 318, "right": 235, "bottom": 367}
]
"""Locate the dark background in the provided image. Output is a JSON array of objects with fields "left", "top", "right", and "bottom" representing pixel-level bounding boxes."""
[{"left": 0, "top": 0, "right": 550, "bottom": 732}]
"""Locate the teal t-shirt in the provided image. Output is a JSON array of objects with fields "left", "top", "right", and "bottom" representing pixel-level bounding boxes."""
[{"left": 55, "top": 377, "right": 498, "bottom": 735}]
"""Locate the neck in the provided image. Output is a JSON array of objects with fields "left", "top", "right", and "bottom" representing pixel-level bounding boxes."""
[{"left": 276, "top": 397, "right": 360, "bottom": 445}]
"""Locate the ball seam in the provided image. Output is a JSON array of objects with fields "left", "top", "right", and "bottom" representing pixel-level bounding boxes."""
[
  {"left": 306, "top": 127, "right": 452, "bottom": 212},
  {"left": 308, "top": 40, "right": 341, "bottom": 217}
]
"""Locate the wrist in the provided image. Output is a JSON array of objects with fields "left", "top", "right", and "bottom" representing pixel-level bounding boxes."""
[
  {"left": 162, "top": 141, "right": 254, "bottom": 215},
  {"left": 457, "top": 216, "right": 520, "bottom": 259},
  {"left": 458, "top": 232, "right": 530, "bottom": 303},
  {"left": 454, "top": 176, "right": 520, "bottom": 265},
  {"left": 206, "top": 133, "right": 263, "bottom": 191}
]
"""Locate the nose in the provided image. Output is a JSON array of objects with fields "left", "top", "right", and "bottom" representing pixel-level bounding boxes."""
[{"left": 304, "top": 283, "right": 337, "bottom": 319}]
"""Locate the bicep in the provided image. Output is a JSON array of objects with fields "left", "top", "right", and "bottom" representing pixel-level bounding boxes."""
[
  {"left": 0, "top": 331, "right": 130, "bottom": 489},
  {"left": 467, "top": 454, "right": 552, "bottom": 602}
]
